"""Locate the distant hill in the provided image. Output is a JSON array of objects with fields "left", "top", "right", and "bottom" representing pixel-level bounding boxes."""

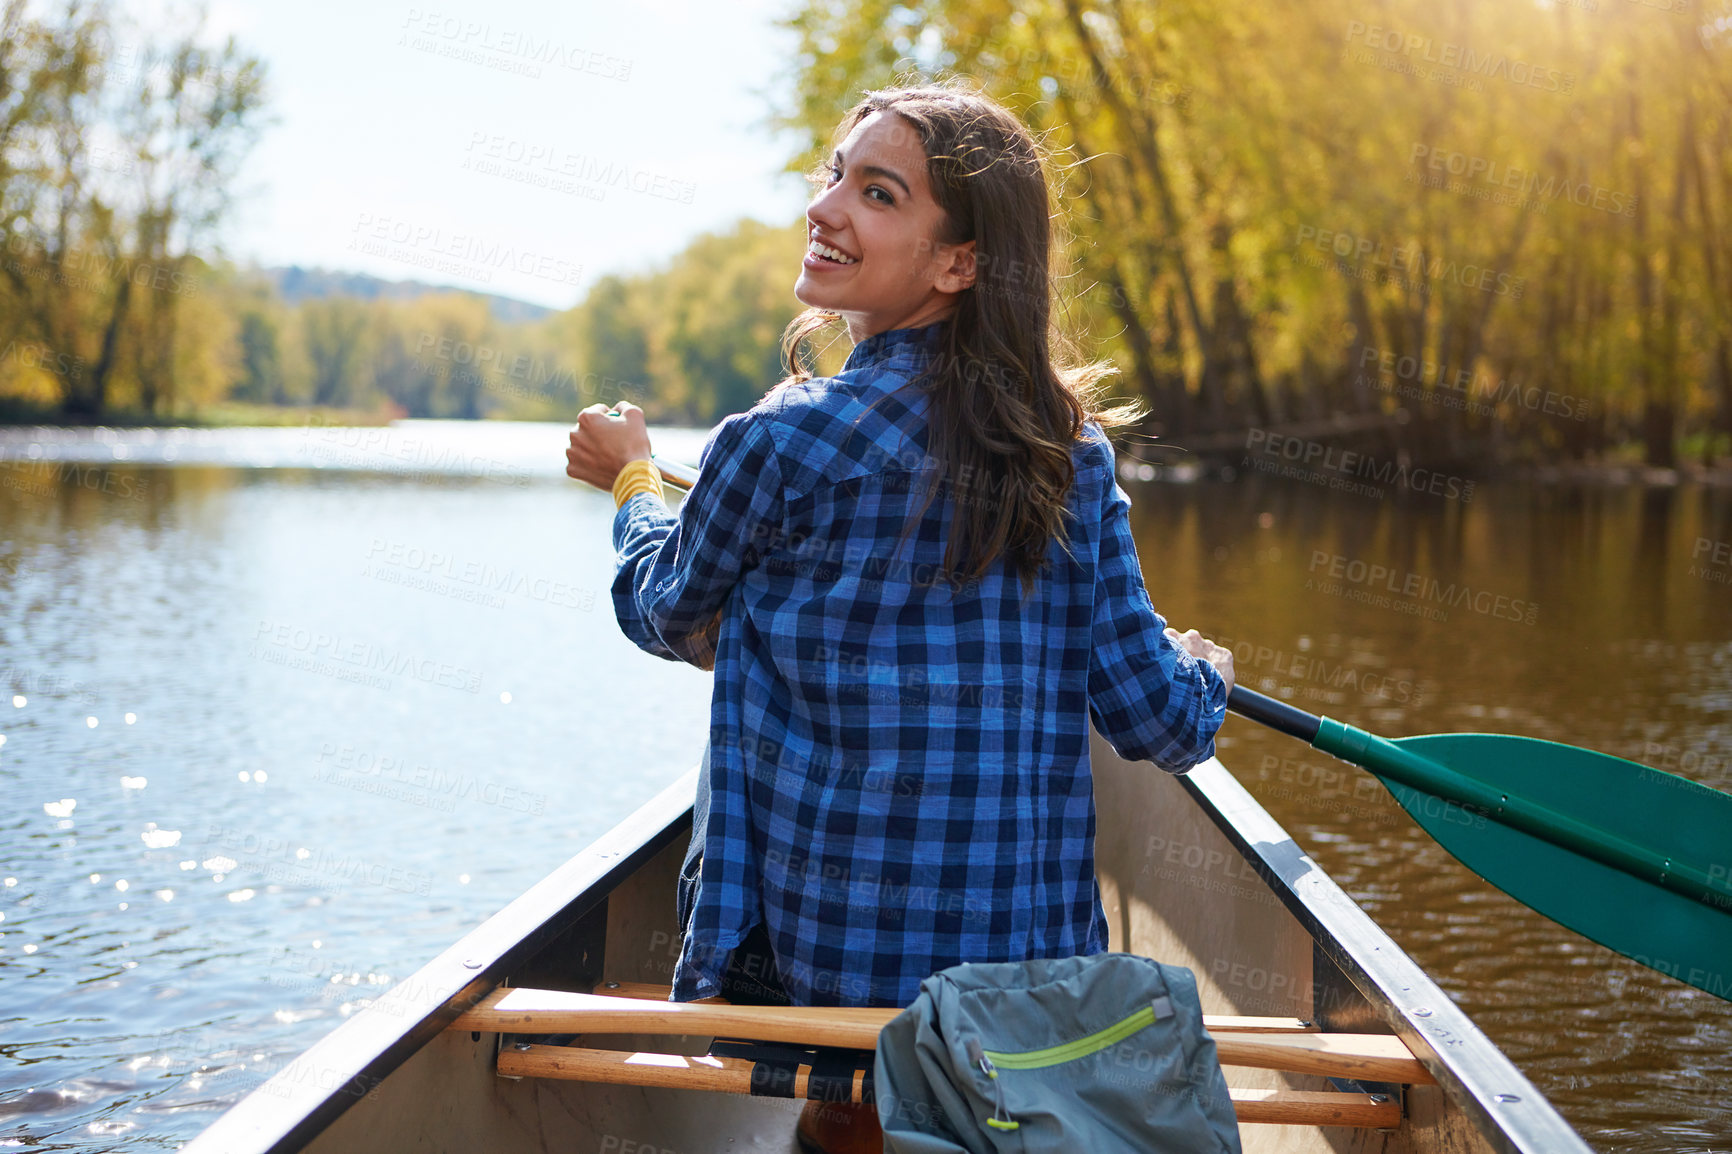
[{"left": 255, "top": 265, "right": 555, "bottom": 323}]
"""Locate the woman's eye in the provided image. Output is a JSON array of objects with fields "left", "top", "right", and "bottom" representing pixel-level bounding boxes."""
[{"left": 820, "top": 165, "right": 892, "bottom": 204}]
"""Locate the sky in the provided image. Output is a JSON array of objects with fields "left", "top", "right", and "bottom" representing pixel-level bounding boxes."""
[{"left": 184, "top": 0, "right": 819, "bottom": 310}]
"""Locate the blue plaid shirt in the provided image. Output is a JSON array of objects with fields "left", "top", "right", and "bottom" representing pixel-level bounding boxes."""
[{"left": 611, "top": 321, "right": 1227, "bottom": 1007}]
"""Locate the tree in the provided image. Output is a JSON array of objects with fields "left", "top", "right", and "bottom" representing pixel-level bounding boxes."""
[
  {"left": 661, "top": 219, "right": 809, "bottom": 419},
  {"left": 0, "top": 0, "right": 266, "bottom": 418},
  {"left": 234, "top": 304, "right": 285, "bottom": 403},
  {"left": 576, "top": 273, "right": 656, "bottom": 411},
  {"left": 768, "top": 0, "right": 1732, "bottom": 468},
  {"left": 301, "top": 297, "right": 373, "bottom": 408},
  {"left": 105, "top": 12, "right": 267, "bottom": 415}
]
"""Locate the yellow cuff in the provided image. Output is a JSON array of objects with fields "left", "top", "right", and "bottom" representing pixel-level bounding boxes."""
[{"left": 612, "top": 458, "right": 664, "bottom": 508}]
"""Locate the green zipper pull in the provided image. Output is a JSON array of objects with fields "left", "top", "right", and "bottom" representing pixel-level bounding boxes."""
[{"left": 966, "top": 1038, "right": 1020, "bottom": 1132}]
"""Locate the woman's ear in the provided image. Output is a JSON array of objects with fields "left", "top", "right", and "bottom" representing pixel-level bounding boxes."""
[{"left": 934, "top": 240, "right": 977, "bottom": 294}]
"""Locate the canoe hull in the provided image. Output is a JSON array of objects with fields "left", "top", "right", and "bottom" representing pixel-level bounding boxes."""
[{"left": 186, "top": 738, "right": 1591, "bottom": 1154}]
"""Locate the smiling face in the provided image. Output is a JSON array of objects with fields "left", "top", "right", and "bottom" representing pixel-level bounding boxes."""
[{"left": 795, "top": 110, "right": 978, "bottom": 344}]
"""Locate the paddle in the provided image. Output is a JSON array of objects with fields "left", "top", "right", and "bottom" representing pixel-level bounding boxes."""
[
  {"left": 1227, "top": 685, "right": 1732, "bottom": 1001},
  {"left": 652, "top": 456, "right": 699, "bottom": 488},
  {"left": 645, "top": 454, "right": 1732, "bottom": 1000}
]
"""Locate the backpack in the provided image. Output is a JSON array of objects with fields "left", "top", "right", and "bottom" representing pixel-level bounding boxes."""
[{"left": 874, "top": 953, "right": 1243, "bottom": 1153}]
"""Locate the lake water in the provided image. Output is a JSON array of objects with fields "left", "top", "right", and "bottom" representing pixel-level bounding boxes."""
[{"left": 0, "top": 420, "right": 1727, "bottom": 1152}]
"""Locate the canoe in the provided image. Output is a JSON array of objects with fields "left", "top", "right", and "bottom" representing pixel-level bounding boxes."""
[{"left": 183, "top": 732, "right": 1594, "bottom": 1152}]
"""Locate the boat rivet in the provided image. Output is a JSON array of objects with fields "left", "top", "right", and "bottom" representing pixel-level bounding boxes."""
[
  {"left": 1369, "top": 1094, "right": 1390, "bottom": 1104},
  {"left": 1412, "top": 1006, "right": 1432, "bottom": 1017},
  {"left": 605, "top": 981, "right": 620, "bottom": 989},
  {"left": 1494, "top": 1093, "right": 1521, "bottom": 1103},
  {"left": 463, "top": 958, "right": 483, "bottom": 969},
  {"left": 514, "top": 1042, "right": 532, "bottom": 1052}
]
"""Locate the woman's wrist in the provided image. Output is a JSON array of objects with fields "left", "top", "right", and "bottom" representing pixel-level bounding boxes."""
[{"left": 611, "top": 457, "right": 663, "bottom": 508}]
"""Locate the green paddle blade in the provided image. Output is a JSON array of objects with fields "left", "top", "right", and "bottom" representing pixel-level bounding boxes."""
[{"left": 1376, "top": 733, "right": 1732, "bottom": 1000}]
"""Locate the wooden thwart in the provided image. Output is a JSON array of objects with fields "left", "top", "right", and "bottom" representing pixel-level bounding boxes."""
[
  {"left": 497, "top": 1044, "right": 1405, "bottom": 1130},
  {"left": 450, "top": 986, "right": 1433, "bottom": 1086},
  {"left": 594, "top": 980, "right": 1321, "bottom": 1034}
]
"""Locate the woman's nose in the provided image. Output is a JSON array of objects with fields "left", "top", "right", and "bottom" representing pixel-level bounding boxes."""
[{"left": 806, "top": 186, "right": 845, "bottom": 232}]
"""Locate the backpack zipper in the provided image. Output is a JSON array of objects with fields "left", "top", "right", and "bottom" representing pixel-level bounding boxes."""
[{"left": 981, "top": 995, "right": 1173, "bottom": 1070}]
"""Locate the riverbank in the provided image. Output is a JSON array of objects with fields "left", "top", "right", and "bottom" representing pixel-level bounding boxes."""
[
  {"left": 0, "top": 399, "right": 399, "bottom": 429},
  {"left": 5, "top": 409, "right": 1732, "bottom": 487}
]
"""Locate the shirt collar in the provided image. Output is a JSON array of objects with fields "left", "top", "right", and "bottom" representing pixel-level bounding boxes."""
[{"left": 841, "top": 321, "right": 949, "bottom": 374}]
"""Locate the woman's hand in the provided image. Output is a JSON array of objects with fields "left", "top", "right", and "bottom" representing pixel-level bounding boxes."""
[
  {"left": 1165, "top": 626, "right": 1235, "bottom": 698},
  {"left": 566, "top": 401, "right": 654, "bottom": 492}
]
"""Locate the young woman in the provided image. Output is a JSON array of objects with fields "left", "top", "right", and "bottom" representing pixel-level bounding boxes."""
[{"left": 565, "top": 79, "right": 1234, "bottom": 1151}]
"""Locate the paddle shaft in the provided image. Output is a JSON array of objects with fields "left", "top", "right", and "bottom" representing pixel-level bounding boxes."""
[
  {"left": 1227, "top": 685, "right": 1727, "bottom": 910},
  {"left": 653, "top": 456, "right": 699, "bottom": 490}
]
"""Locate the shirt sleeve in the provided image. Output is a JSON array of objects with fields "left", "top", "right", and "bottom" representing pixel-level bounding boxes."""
[
  {"left": 1085, "top": 441, "right": 1227, "bottom": 773},
  {"left": 611, "top": 410, "right": 784, "bottom": 669}
]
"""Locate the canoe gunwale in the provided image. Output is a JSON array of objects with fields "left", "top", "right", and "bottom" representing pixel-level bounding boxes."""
[{"left": 1174, "top": 757, "right": 1592, "bottom": 1154}]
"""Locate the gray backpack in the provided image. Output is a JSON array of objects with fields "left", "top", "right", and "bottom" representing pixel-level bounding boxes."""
[{"left": 874, "top": 953, "right": 1243, "bottom": 1153}]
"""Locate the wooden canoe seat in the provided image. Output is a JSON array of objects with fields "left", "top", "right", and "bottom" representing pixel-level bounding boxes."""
[{"left": 450, "top": 983, "right": 1427, "bottom": 1130}]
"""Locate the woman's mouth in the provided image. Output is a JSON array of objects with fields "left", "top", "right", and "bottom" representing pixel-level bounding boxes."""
[{"left": 805, "top": 239, "right": 858, "bottom": 268}]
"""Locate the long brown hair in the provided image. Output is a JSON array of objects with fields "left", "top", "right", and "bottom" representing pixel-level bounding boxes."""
[{"left": 778, "top": 77, "right": 1141, "bottom": 591}]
